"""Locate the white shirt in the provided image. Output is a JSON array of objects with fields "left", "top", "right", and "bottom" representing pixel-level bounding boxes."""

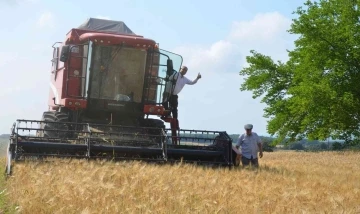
[
  {"left": 165, "top": 72, "right": 199, "bottom": 95},
  {"left": 236, "top": 132, "right": 262, "bottom": 159}
]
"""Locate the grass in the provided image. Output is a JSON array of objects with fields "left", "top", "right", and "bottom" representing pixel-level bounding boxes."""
[
  {"left": 0, "top": 158, "right": 17, "bottom": 214},
  {"left": 2, "top": 151, "right": 360, "bottom": 213}
]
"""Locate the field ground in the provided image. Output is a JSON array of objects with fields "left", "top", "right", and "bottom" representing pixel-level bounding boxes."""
[
  {"left": 0, "top": 162, "right": 16, "bottom": 213},
  {"left": 0, "top": 151, "right": 360, "bottom": 213}
]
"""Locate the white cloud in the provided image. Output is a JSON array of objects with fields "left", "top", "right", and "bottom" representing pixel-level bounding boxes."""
[
  {"left": 0, "top": 86, "right": 22, "bottom": 97},
  {"left": 167, "top": 12, "right": 294, "bottom": 135},
  {"left": 1, "top": 0, "right": 39, "bottom": 6},
  {"left": 95, "top": 15, "right": 111, "bottom": 20},
  {"left": 0, "top": 51, "right": 51, "bottom": 134},
  {"left": 173, "top": 40, "right": 241, "bottom": 74},
  {"left": 0, "top": 52, "right": 18, "bottom": 67},
  {"left": 228, "top": 12, "right": 291, "bottom": 42},
  {"left": 37, "top": 12, "right": 54, "bottom": 28},
  {"left": 21, "top": 0, "right": 39, "bottom": 3}
]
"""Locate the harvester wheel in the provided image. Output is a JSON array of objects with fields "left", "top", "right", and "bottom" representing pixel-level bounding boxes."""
[
  {"left": 141, "top": 119, "right": 166, "bottom": 144},
  {"left": 39, "top": 111, "right": 71, "bottom": 139}
]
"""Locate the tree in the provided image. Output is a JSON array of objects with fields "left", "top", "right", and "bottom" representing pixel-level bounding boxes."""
[{"left": 239, "top": 0, "right": 360, "bottom": 145}]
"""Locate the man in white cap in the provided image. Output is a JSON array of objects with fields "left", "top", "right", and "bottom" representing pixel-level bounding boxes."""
[
  {"left": 235, "top": 124, "right": 263, "bottom": 167},
  {"left": 162, "top": 65, "right": 201, "bottom": 120}
]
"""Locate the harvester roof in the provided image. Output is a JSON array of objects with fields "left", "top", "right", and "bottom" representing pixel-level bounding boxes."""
[
  {"left": 77, "top": 18, "right": 136, "bottom": 36},
  {"left": 65, "top": 18, "right": 154, "bottom": 45}
]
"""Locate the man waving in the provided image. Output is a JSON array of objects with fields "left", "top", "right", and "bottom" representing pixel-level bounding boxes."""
[{"left": 162, "top": 65, "right": 201, "bottom": 120}]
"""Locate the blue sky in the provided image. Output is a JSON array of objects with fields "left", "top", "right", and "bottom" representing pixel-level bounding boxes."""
[{"left": 0, "top": 0, "right": 305, "bottom": 136}]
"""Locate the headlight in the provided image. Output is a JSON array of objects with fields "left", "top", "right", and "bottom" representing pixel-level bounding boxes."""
[{"left": 74, "top": 70, "right": 80, "bottom": 76}]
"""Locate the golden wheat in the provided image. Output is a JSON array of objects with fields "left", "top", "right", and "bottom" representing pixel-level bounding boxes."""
[{"left": 3, "top": 151, "right": 360, "bottom": 214}]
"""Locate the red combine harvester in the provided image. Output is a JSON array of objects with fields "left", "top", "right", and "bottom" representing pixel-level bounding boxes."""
[{"left": 5, "top": 18, "right": 240, "bottom": 175}]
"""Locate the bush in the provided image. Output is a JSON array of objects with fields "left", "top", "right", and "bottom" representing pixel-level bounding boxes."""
[
  {"left": 332, "top": 142, "right": 343, "bottom": 150},
  {"left": 290, "top": 142, "right": 305, "bottom": 150},
  {"left": 319, "top": 142, "right": 328, "bottom": 150},
  {"left": 262, "top": 141, "right": 274, "bottom": 152}
]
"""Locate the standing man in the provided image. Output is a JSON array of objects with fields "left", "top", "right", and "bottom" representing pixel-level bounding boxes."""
[
  {"left": 162, "top": 65, "right": 201, "bottom": 120},
  {"left": 235, "top": 124, "right": 263, "bottom": 168}
]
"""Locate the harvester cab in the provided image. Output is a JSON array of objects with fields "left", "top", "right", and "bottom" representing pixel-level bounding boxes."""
[{"left": 5, "top": 18, "right": 240, "bottom": 175}]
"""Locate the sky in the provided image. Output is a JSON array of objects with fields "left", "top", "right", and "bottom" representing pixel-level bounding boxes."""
[{"left": 0, "top": 0, "right": 304, "bottom": 136}]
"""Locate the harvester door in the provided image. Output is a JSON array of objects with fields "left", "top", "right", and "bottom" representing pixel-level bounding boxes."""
[{"left": 144, "top": 49, "right": 183, "bottom": 105}]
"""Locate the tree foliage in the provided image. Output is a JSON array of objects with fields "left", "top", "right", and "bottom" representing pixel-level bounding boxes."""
[{"left": 240, "top": 0, "right": 360, "bottom": 144}]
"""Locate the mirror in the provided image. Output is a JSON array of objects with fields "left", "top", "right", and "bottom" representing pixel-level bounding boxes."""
[
  {"left": 166, "top": 59, "right": 174, "bottom": 76},
  {"left": 60, "top": 45, "right": 70, "bottom": 62}
]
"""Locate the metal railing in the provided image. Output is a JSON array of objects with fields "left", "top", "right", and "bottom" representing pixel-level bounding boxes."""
[{"left": 9, "top": 119, "right": 234, "bottom": 166}]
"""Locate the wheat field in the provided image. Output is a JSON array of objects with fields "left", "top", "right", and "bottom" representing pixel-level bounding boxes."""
[{"left": 1, "top": 151, "right": 360, "bottom": 213}]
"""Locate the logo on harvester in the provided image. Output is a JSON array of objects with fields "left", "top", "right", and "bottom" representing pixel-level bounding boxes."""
[{"left": 108, "top": 103, "right": 125, "bottom": 107}]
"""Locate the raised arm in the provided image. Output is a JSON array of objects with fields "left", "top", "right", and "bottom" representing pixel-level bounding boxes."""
[{"left": 185, "top": 73, "right": 201, "bottom": 85}]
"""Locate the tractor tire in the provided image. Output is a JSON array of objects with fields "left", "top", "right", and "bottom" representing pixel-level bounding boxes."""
[
  {"left": 142, "top": 118, "right": 165, "bottom": 129},
  {"left": 141, "top": 118, "right": 166, "bottom": 144},
  {"left": 39, "top": 111, "right": 71, "bottom": 139}
]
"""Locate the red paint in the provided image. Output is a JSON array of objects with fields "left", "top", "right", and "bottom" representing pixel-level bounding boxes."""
[
  {"left": 61, "top": 98, "right": 87, "bottom": 109},
  {"left": 143, "top": 105, "right": 165, "bottom": 115},
  {"left": 170, "top": 119, "right": 179, "bottom": 145}
]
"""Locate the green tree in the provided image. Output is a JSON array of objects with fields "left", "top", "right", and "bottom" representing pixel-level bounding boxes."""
[{"left": 239, "top": 0, "right": 360, "bottom": 145}]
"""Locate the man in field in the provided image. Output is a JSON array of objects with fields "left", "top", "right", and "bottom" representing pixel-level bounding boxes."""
[
  {"left": 162, "top": 65, "right": 201, "bottom": 120},
  {"left": 235, "top": 124, "right": 263, "bottom": 167}
]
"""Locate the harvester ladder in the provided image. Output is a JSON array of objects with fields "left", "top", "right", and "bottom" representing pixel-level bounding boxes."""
[{"left": 66, "top": 44, "right": 89, "bottom": 99}]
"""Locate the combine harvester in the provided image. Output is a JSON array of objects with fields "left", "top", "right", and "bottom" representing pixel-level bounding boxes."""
[{"left": 5, "top": 18, "right": 240, "bottom": 175}]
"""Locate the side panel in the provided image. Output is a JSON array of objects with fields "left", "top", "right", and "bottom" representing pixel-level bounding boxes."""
[{"left": 48, "top": 43, "right": 89, "bottom": 110}]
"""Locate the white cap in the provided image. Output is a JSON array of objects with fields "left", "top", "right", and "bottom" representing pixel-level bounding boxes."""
[{"left": 244, "top": 124, "right": 253, "bottom": 129}]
